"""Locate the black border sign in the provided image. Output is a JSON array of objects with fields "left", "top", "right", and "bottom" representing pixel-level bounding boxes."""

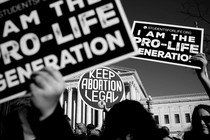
[
  {"left": 0, "top": 0, "right": 138, "bottom": 103},
  {"left": 132, "top": 21, "right": 204, "bottom": 68},
  {"left": 78, "top": 67, "right": 124, "bottom": 110}
]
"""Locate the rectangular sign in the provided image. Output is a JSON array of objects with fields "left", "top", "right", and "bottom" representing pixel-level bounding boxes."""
[
  {"left": 132, "top": 21, "right": 204, "bottom": 68},
  {"left": 0, "top": 0, "right": 138, "bottom": 103}
]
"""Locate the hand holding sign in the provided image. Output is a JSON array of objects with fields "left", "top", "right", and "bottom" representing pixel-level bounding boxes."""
[
  {"left": 30, "top": 67, "right": 65, "bottom": 120},
  {"left": 190, "top": 53, "right": 210, "bottom": 99},
  {"left": 190, "top": 53, "right": 208, "bottom": 70},
  {"left": 132, "top": 21, "right": 204, "bottom": 69},
  {"left": 0, "top": 0, "right": 138, "bottom": 103}
]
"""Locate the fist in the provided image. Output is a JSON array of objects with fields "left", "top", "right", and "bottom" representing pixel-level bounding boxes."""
[{"left": 29, "top": 67, "right": 65, "bottom": 120}]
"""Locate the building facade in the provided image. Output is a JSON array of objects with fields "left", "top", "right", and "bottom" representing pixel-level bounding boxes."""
[
  {"left": 60, "top": 65, "right": 210, "bottom": 138},
  {"left": 60, "top": 66, "right": 148, "bottom": 129},
  {"left": 147, "top": 93, "right": 210, "bottom": 137}
]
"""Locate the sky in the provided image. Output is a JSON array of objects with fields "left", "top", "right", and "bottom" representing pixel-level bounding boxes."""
[
  {"left": 0, "top": 0, "right": 209, "bottom": 98},
  {"left": 113, "top": 0, "right": 210, "bottom": 97}
]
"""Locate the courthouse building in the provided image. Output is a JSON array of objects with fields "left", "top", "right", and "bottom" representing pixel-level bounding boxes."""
[
  {"left": 61, "top": 65, "right": 149, "bottom": 129},
  {"left": 60, "top": 65, "right": 210, "bottom": 137},
  {"left": 146, "top": 92, "right": 210, "bottom": 137}
]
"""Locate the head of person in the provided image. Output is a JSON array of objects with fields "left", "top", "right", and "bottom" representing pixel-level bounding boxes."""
[
  {"left": 101, "top": 100, "right": 161, "bottom": 140},
  {"left": 75, "top": 123, "right": 87, "bottom": 136},
  {"left": 159, "top": 126, "right": 170, "bottom": 139},
  {"left": 89, "top": 128, "right": 101, "bottom": 137},
  {"left": 88, "top": 129, "right": 101, "bottom": 140},
  {"left": 86, "top": 123, "right": 96, "bottom": 136},
  {"left": 191, "top": 104, "right": 210, "bottom": 136}
]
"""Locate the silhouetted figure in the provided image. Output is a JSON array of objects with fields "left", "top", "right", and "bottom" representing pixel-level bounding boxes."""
[
  {"left": 101, "top": 99, "right": 162, "bottom": 140},
  {"left": 0, "top": 67, "right": 76, "bottom": 140},
  {"left": 88, "top": 129, "right": 101, "bottom": 140},
  {"left": 159, "top": 126, "right": 175, "bottom": 140},
  {"left": 87, "top": 123, "right": 96, "bottom": 136},
  {"left": 75, "top": 123, "right": 88, "bottom": 140}
]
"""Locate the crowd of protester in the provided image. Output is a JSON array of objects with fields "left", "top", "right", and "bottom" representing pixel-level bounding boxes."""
[
  {"left": 70, "top": 101, "right": 184, "bottom": 140},
  {"left": 0, "top": 53, "right": 209, "bottom": 140}
]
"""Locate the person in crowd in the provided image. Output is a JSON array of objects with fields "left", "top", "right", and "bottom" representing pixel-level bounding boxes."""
[
  {"left": 159, "top": 126, "right": 176, "bottom": 140},
  {"left": 86, "top": 123, "right": 96, "bottom": 137},
  {"left": 182, "top": 53, "right": 210, "bottom": 140},
  {"left": 183, "top": 104, "right": 210, "bottom": 140},
  {"left": 0, "top": 67, "right": 76, "bottom": 140},
  {"left": 87, "top": 128, "right": 101, "bottom": 140},
  {"left": 100, "top": 99, "right": 162, "bottom": 140},
  {"left": 86, "top": 123, "right": 102, "bottom": 140},
  {"left": 75, "top": 122, "right": 88, "bottom": 140}
]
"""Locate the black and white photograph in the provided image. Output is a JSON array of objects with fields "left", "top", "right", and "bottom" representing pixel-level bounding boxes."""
[{"left": 0, "top": 0, "right": 210, "bottom": 140}]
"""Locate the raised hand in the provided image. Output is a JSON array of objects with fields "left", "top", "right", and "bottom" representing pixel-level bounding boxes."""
[{"left": 29, "top": 67, "right": 65, "bottom": 120}]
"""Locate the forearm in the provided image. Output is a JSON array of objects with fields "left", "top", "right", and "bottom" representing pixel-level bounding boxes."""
[
  {"left": 28, "top": 103, "right": 75, "bottom": 140},
  {"left": 197, "top": 71, "right": 210, "bottom": 98}
]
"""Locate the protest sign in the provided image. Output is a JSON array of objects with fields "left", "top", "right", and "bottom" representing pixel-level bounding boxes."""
[
  {"left": 0, "top": 0, "right": 138, "bottom": 103},
  {"left": 132, "top": 21, "right": 204, "bottom": 68},
  {"left": 78, "top": 67, "right": 124, "bottom": 110}
]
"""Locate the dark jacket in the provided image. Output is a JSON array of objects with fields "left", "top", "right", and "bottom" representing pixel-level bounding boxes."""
[
  {"left": 2, "top": 104, "right": 76, "bottom": 140},
  {"left": 183, "top": 131, "right": 210, "bottom": 140}
]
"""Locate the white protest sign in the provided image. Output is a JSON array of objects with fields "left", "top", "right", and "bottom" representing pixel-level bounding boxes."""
[
  {"left": 78, "top": 67, "right": 124, "bottom": 110},
  {"left": 0, "top": 0, "right": 138, "bottom": 103},
  {"left": 132, "top": 21, "right": 204, "bottom": 68}
]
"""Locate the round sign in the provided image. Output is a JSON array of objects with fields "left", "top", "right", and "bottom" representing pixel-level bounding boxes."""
[{"left": 78, "top": 67, "right": 124, "bottom": 110}]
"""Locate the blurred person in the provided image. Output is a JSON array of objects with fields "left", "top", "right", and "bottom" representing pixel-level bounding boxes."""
[
  {"left": 75, "top": 122, "right": 88, "bottom": 140},
  {"left": 90, "top": 129, "right": 101, "bottom": 137},
  {"left": 0, "top": 67, "right": 76, "bottom": 140},
  {"left": 159, "top": 126, "right": 175, "bottom": 140},
  {"left": 88, "top": 129, "right": 101, "bottom": 140},
  {"left": 183, "top": 104, "right": 210, "bottom": 140},
  {"left": 86, "top": 123, "right": 96, "bottom": 136},
  {"left": 100, "top": 99, "right": 162, "bottom": 140},
  {"left": 86, "top": 123, "right": 102, "bottom": 140}
]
